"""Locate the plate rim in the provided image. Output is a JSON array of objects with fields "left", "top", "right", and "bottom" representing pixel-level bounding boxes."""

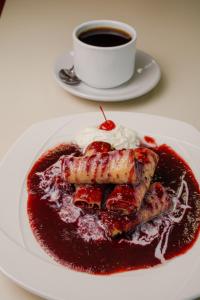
[{"left": 0, "top": 111, "right": 200, "bottom": 300}]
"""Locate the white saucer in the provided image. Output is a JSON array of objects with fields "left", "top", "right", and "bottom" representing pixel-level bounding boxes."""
[{"left": 54, "top": 50, "right": 161, "bottom": 102}]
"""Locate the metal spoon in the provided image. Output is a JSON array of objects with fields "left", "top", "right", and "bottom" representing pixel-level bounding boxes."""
[{"left": 59, "top": 66, "right": 81, "bottom": 85}]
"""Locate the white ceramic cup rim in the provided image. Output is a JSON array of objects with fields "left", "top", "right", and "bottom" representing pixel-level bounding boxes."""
[{"left": 73, "top": 20, "right": 137, "bottom": 50}]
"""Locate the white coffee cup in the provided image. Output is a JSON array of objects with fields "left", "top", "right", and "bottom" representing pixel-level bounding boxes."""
[{"left": 73, "top": 20, "right": 137, "bottom": 89}]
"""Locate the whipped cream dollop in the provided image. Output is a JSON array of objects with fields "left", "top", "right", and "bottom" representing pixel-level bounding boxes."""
[{"left": 74, "top": 124, "right": 139, "bottom": 150}]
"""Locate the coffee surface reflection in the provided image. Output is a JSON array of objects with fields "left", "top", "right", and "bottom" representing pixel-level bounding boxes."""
[{"left": 78, "top": 27, "right": 132, "bottom": 47}]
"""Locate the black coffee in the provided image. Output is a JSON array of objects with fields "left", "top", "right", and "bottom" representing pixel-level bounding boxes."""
[{"left": 78, "top": 27, "right": 131, "bottom": 47}]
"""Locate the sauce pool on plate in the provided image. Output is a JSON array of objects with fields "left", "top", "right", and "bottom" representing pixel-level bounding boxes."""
[{"left": 27, "top": 142, "right": 200, "bottom": 274}]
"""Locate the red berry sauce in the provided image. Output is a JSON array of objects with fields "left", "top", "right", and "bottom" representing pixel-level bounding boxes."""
[
  {"left": 27, "top": 143, "right": 200, "bottom": 275},
  {"left": 144, "top": 136, "right": 156, "bottom": 145}
]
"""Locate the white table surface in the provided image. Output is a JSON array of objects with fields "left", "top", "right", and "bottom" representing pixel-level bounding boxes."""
[{"left": 0, "top": 0, "right": 200, "bottom": 299}]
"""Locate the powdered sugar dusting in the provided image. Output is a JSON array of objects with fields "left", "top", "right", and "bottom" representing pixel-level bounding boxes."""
[
  {"left": 154, "top": 217, "right": 172, "bottom": 263},
  {"left": 131, "top": 221, "right": 161, "bottom": 246},
  {"left": 36, "top": 159, "right": 62, "bottom": 203},
  {"left": 77, "top": 215, "right": 107, "bottom": 242},
  {"left": 170, "top": 175, "right": 190, "bottom": 223},
  {"left": 36, "top": 158, "right": 81, "bottom": 222},
  {"left": 35, "top": 158, "right": 107, "bottom": 237},
  {"left": 59, "top": 196, "right": 81, "bottom": 223}
]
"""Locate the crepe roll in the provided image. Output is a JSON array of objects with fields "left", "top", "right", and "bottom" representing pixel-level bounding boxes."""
[
  {"left": 63, "top": 148, "right": 158, "bottom": 185},
  {"left": 101, "top": 182, "right": 171, "bottom": 237},
  {"left": 106, "top": 183, "right": 147, "bottom": 215},
  {"left": 73, "top": 141, "right": 111, "bottom": 208},
  {"left": 74, "top": 184, "right": 103, "bottom": 209}
]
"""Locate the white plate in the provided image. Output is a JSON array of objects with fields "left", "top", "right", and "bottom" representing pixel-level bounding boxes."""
[
  {"left": 0, "top": 112, "right": 200, "bottom": 300},
  {"left": 53, "top": 50, "right": 161, "bottom": 102}
]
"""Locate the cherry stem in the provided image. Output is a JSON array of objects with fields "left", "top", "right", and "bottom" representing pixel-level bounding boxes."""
[{"left": 100, "top": 106, "right": 107, "bottom": 122}]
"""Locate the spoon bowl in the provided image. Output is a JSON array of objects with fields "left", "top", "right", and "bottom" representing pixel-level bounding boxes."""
[{"left": 59, "top": 66, "right": 81, "bottom": 85}]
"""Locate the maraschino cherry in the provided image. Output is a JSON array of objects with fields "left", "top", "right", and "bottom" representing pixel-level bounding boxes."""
[{"left": 99, "top": 106, "right": 116, "bottom": 131}]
